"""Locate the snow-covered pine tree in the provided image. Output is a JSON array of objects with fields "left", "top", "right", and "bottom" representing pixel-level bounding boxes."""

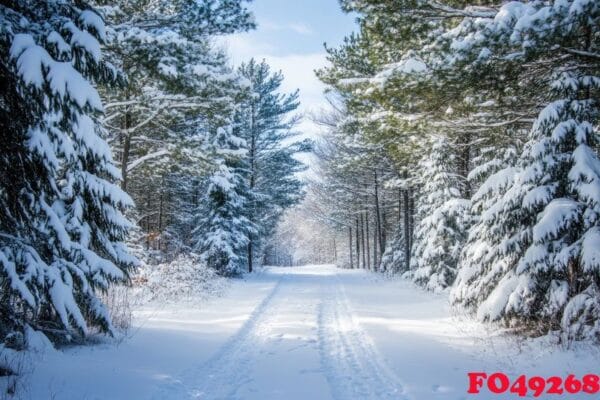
[
  {"left": 0, "top": 1, "right": 136, "bottom": 343},
  {"left": 444, "top": 0, "right": 600, "bottom": 339},
  {"left": 411, "top": 136, "right": 471, "bottom": 292},
  {"left": 95, "top": 0, "right": 255, "bottom": 258},
  {"left": 97, "top": 0, "right": 255, "bottom": 190},
  {"left": 193, "top": 124, "right": 255, "bottom": 276},
  {"left": 379, "top": 228, "right": 407, "bottom": 274},
  {"left": 235, "top": 59, "right": 306, "bottom": 271}
]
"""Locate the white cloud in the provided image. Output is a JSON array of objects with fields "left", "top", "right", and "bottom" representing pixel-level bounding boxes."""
[
  {"left": 219, "top": 35, "right": 275, "bottom": 64},
  {"left": 288, "top": 23, "right": 314, "bottom": 36},
  {"left": 256, "top": 19, "right": 314, "bottom": 36}
]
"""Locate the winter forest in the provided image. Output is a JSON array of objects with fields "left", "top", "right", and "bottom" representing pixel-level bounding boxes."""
[{"left": 1, "top": 0, "right": 600, "bottom": 399}]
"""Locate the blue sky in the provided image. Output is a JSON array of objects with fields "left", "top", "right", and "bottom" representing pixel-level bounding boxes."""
[{"left": 220, "top": 0, "right": 357, "bottom": 137}]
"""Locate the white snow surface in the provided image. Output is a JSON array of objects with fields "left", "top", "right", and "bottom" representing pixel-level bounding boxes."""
[{"left": 17, "top": 265, "right": 599, "bottom": 399}]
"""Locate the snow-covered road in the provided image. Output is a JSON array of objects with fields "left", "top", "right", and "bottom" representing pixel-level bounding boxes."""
[
  {"left": 154, "top": 266, "right": 403, "bottom": 399},
  {"left": 24, "top": 265, "right": 598, "bottom": 400}
]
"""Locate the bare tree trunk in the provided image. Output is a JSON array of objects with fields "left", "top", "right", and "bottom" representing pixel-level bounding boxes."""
[
  {"left": 355, "top": 217, "right": 360, "bottom": 269},
  {"left": 398, "top": 188, "right": 402, "bottom": 222},
  {"left": 145, "top": 191, "right": 151, "bottom": 250},
  {"left": 374, "top": 171, "right": 385, "bottom": 255},
  {"left": 360, "top": 213, "right": 367, "bottom": 269},
  {"left": 409, "top": 186, "right": 415, "bottom": 250},
  {"left": 333, "top": 237, "right": 337, "bottom": 264},
  {"left": 247, "top": 101, "right": 257, "bottom": 273},
  {"left": 365, "top": 212, "right": 371, "bottom": 270},
  {"left": 248, "top": 243, "right": 253, "bottom": 273},
  {"left": 373, "top": 220, "right": 378, "bottom": 271},
  {"left": 348, "top": 226, "right": 354, "bottom": 269},
  {"left": 403, "top": 187, "right": 410, "bottom": 271},
  {"left": 158, "top": 178, "right": 164, "bottom": 251},
  {"left": 462, "top": 132, "right": 472, "bottom": 199},
  {"left": 120, "top": 120, "right": 131, "bottom": 191}
]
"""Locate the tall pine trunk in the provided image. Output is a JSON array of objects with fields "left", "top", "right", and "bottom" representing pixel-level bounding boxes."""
[
  {"left": 403, "top": 187, "right": 410, "bottom": 271},
  {"left": 247, "top": 101, "right": 257, "bottom": 273},
  {"left": 374, "top": 171, "right": 385, "bottom": 254},
  {"left": 120, "top": 104, "right": 131, "bottom": 191},
  {"left": 355, "top": 217, "right": 361, "bottom": 269},
  {"left": 365, "top": 211, "right": 371, "bottom": 270},
  {"left": 360, "top": 213, "right": 367, "bottom": 269},
  {"left": 373, "top": 220, "right": 378, "bottom": 271},
  {"left": 348, "top": 226, "right": 354, "bottom": 269}
]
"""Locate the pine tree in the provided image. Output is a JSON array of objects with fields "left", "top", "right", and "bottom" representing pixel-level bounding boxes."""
[
  {"left": 411, "top": 136, "right": 471, "bottom": 291},
  {"left": 235, "top": 59, "right": 306, "bottom": 271},
  {"left": 0, "top": 0, "right": 136, "bottom": 342},
  {"left": 193, "top": 125, "right": 255, "bottom": 276},
  {"left": 442, "top": 0, "right": 600, "bottom": 339},
  {"left": 96, "top": 0, "right": 255, "bottom": 256}
]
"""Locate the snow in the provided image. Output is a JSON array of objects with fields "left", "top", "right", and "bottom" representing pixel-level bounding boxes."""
[
  {"left": 10, "top": 34, "right": 103, "bottom": 111},
  {"left": 371, "top": 57, "right": 427, "bottom": 86},
  {"left": 581, "top": 227, "right": 600, "bottom": 272},
  {"left": 17, "top": 266, "right": 599, "bottom": 400},
  {"left": 79, "top": 10, "right": 107, "bottom": 41},
  {"left": 532, "top": 198, "right": 580, "bottom": 242}
]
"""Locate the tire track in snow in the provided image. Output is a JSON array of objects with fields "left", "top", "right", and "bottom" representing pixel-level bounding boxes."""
[
  {"left": 151, "top": 274, "right": 286, "bottom": 400},
  {"left": 317, "top": 274, "right": 408, "bottom": 400}
]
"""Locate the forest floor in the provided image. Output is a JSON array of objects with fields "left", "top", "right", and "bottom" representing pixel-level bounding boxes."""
[{"left": 19, "top": 265, "right": 599, "bottom": 399}]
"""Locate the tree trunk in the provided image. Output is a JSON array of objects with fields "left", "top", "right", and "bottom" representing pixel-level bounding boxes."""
[
  {"left": 248, "top": 242, "right": 253, "bottom": 273},
  {"left": 373, "top": 220, "right": 378, "bottom": 271},
  {"left": 409, "top": 187, "right": 415, "bottom": 250},
  {"left": 158, "top": 178, "right": 164, "bottom": 251},
  {"left": 403, "top": 187, "right": 410, "bottom": 271},
  {"left": 247, "top": 101, "right": 257, "bottom": 273},
  {"left": 120, "top": 114, "right": 131, "bottom": 191},
  {"left": 365, "top": 212, "right": 371, "bottom": 270},
  {"left": 374, "top": 171, "right": 385, "bottom": 254},
  {"left": 462, "top": 132, "right": 472, "bottom": 198},
  {"left": 398, "top": 188, "right": 402, "bottom": 222},
  {"left": 360, "top": 213, "right": 367, "bottom": 269},
  {"left": 355, "top": 217, "right": 361, "bottom": 269},
  {"left": 333, "top": 237, "right": 337, "bottom": 264},
  {"left": 348, "top": 226, "right": 354, "bottom": 269}
]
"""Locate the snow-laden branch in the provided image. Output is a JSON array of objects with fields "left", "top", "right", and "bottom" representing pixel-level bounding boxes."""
[
  {"left": 562, "top": 47, "right": 600, "bottom": 60},
  {"left": 126, "top": 109, "right": 162, "bottom": 134},
  {"left": 425, "top": 1, "right": 497, "bottom": 18},
  {"left": 127, "top": 149, "right": 171, "bottom": 173}
]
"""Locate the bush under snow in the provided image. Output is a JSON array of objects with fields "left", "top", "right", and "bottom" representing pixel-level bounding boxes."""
[{"left": 132, "top": 254, "right": 228, "bottom": 304}]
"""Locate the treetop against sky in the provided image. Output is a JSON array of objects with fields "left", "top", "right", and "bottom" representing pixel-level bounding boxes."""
[{"left": 220, "top": 0, "right": 357, "bottom": 139}]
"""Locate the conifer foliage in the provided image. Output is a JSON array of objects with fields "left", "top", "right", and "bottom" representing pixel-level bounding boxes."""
[
  {"left": 193, "top": 125, "right": 255, "bottom": 276},
  {"left": 411, "top": 136, "right": 471, "bottom": 292},
  {"left": 0, "top": 0, "right": 136, "bottom": 342},
  {"left": 317, "top": 0, "right": 600, "bottom": 340}
]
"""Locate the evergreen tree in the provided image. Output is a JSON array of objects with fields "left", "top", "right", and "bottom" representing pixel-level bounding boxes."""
[
  {"left": 0, "top": 0, "right": 136, "bottom": 342},
  {"left": 411, "top": 136, "right": 471, "bottom": 291},
  {"left": 96, "top": 0, "right": 255, "bottom": 255},
  {"left": 193, "top": 125, "right": 255, "bottom": 275},
  {"left": 442, "top": 0, "right": 600, "bottom": 339},
  {"left": 235, "top": 59, "right": 306, "bottom": 271}
]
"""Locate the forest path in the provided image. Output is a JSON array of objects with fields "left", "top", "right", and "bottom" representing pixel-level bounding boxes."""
[
  {"left": 152, "top": 265, "right": 405, "bottom": 399},
  {"left": 25, "top": 266, "right": 596, "bottom": 400}
]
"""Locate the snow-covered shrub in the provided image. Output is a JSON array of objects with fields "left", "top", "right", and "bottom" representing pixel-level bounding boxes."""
[
  {"left": 133, "top": 254, "right": 228, "bottom": 304},
  {"left": 100, "top": 285, "right": 133, "bottom": 333}
]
